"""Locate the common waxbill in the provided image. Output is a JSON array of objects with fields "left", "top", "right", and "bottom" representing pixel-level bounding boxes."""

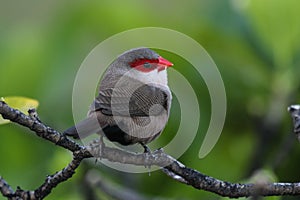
[{"left": 64, "top": 47, "right": 173, "bottom": 152}]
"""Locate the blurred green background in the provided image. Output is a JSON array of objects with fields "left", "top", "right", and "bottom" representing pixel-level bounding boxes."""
[{"left": 1, "top": 0, "right": 300, "bottom": 199}]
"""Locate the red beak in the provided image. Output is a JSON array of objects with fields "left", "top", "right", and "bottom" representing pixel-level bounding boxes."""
[
  {"left": 158, "top": 56, "right": 173, "bottom": 67},
  {"left": 157, "top": 56, "right": 173, "bottom": 72}
]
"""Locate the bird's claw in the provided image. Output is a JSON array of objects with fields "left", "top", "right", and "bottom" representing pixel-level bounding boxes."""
[
  {"left": 143, "top": 151, "right": 154, "bottom": 176},
  {"left": 154, "top": 147, "right": 164, "bottom": 154},
  {"left": 97, "top": 136, "right": 105, "bottom": 160},
  {"left": 89, "top": 136, "right": 105, "bottom": 163},
  {"left": 139, "top": 143, "right": 154, "bottom": 170}
]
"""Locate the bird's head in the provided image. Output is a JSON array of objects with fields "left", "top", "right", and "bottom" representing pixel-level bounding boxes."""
[
  {"left": 116, "top": 47, "right": 173, "bottom": 73},
  {"left": 104, "top": 48, "right": 173, "bottom": 86}
]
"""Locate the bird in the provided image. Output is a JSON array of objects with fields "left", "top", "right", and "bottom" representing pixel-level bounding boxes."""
[{"left": 64, "top": 47, "right": 173, "bottom": 153}]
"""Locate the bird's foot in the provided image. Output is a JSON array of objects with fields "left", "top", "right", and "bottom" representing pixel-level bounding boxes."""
[
  {"left": 154, "top": 147, "right": 164, "bottom": 154},
  {"left": 97, "top": 136, "right": 105, "bottom": 160},
  {"left": 142, "top": 144, "right": 151, "bottom": 154},
  {"left": 140, "top": 143, "right": 154, "bottom": 172},
  {"left": 144, "top": 152, "right": 154, "bottom": 176},
  {"left": 89, "top": 136, "right": 105, "bottom": 163}
]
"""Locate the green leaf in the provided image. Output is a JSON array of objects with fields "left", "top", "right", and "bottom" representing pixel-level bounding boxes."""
[{"left": 0, "top": 96, "right": 39, "bottom": 125}]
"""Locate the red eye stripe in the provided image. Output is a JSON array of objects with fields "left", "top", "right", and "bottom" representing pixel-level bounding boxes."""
[
  {"left": 132, "top": 63, "right": 157, "bottom": 72},
  {"left": 129, "top": 59, "right": 157, "bottom": 68},
  {"left": 129, "top": 59, "right": 158, "bottom": 73},
  {"left": 129, "top": 57, "right": 173, "bottom": 73}
]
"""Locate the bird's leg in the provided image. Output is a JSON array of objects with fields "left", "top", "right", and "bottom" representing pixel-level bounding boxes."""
[
  {"left": 98, "top": 135, "right": 105, "bottom": 160},
  {"left": 140, "top": 143, "right": 153, "bottom": 171},
  {"left": 91, "top": 135, "right": 105, "bottom": 164},
  {"left": 140, "top": 142, "right": 151, "bottom": 154}
]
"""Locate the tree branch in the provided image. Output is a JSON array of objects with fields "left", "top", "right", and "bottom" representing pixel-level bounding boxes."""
[
  {"left": 0, "top": 176, "right": 14, "bottom": 199},
  {"left": 85, "top": 169, "right": 151, "bottom": 200},
  {"left": 1, "top": 100, "right": 300, "bottom": 199}
]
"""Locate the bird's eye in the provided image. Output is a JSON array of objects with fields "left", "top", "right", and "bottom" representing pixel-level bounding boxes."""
[{"left": 143, "top": 62, "right": 151, "bottom": 68}]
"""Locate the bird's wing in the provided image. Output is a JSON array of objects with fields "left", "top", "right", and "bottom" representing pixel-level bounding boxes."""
[{"left": 91, "top": 82, "right": 171, "bottom": 117}]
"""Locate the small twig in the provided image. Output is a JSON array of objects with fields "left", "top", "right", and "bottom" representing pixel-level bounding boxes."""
[
  {"left": 33, "top": 152, "right": 84, "bottom": 199},
  {"left": 85, "top": 169, "right": 150, "bottom": 200},
  {"left": 161, "top": 168, "right": 188, "bottom": 184},
  {"left": 28, "top": 108, "right": 41, "bottom": 122},
  {"left": 0, "top": 101, "right": 83, "bottom": 152}
]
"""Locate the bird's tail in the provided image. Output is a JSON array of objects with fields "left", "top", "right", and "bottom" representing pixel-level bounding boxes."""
[{"left": 63, "top": 116, "right": 102, "bottom": 139}]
